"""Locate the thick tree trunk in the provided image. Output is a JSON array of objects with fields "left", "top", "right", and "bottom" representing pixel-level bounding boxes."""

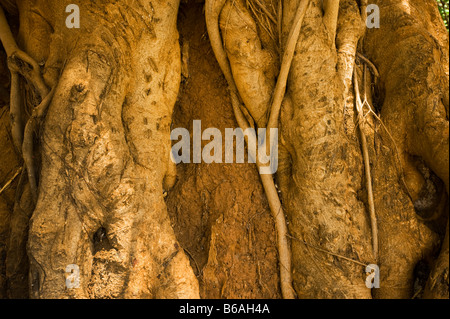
[{"left": 364, "top": 0, "right": 449, "bottom": 299}]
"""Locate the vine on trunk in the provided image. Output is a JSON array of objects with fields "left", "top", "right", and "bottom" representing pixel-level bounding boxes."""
[{"left": 0, "top": 6, "right": 54, "bottom": 204}]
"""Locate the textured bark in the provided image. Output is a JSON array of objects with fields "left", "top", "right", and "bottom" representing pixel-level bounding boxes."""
[
  {"left": 364, "top": 0, "right": 449, "bottom": 299},
  {"left": 278, "top": 0, "right": 374, "bottom": 299},
  {"left": 2, "top": 0, "right": 199, "bottom": 299}
]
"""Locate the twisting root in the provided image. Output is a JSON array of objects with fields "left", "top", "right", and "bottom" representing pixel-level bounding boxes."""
[
  {"left": 357, "top": 52, "right": 379, "bottom": 79},
  {"left": 205, "top": 0, "right": 256, "bottom": 128},
  {"left": 266, "top": 0, "right": 309, "bottom": 132},
  {"left": 277, "top": 0, "right": 282, "bottom": 50},
  {"left": 1, "top": 6, "right": 22, "bottom": 152},
  {"left": 247, "top": 0, "right": 277, "bottom": 25},
  {"left": 1, "top": 4, "right": 53, "bottom": 204},
  {"left": 246, "top": 0, "right": 277, "bottom": 43},
  {"left": 287, "top": 234, "right": 370, "bottom": 268},
  {"left": 206, "top": 0, "right": 311, "bottom": 299},
  {"left": 205, "top": 0, "right": 236, "bottom": 91},
  {"left": 22, "top": 89, "right": 55, "bottom": 204},
  {"left": 353, "top": 66, "right": 379, "bottom": 262}
]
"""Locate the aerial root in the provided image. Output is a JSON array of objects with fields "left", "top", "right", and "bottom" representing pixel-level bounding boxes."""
[
  {"left": 353, "top": 64, "right": 379, "bottom": 262},
  {"left": 356, "top": 60, "right": 412, "bottom": 201},
  {"left": 8, "top": 51, "right": 49, "bottom": 99},
  {"left": 22, "top": 89, "right": 55, "bottom": 204},
  {"left": 1, "top": 5, "right": 53, "bottom": 204},
  {"left": 287, "top": 234, "right": 370, "bottom": 268},
  {"left": 229, "top": 89, "right": 295, "bottom": 299},
  {"left": 266, "top": 0, "right": 309, "bottom": 132},
  {"left": 0, "top": 167, "right": 22, "bottom": 196}
]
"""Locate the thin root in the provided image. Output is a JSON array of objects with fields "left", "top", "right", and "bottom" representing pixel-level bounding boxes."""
[
  {"left": 323, "top": 0, "right": 340, "bottom": 41},
  {"left": 9, "top": 71, "right": 23, "bottom": 153},
  {"left": 205, "top": 0, "right": 313, "bottom": 299},
  {"left": 8, "top": 50, "right": 49, "bottom": 99},
  {"left": 357, "top": 52, "right": 379, "bottom": 79},
  {"left": 354, "top": 65, "right": 379, "bottom": 262}
]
